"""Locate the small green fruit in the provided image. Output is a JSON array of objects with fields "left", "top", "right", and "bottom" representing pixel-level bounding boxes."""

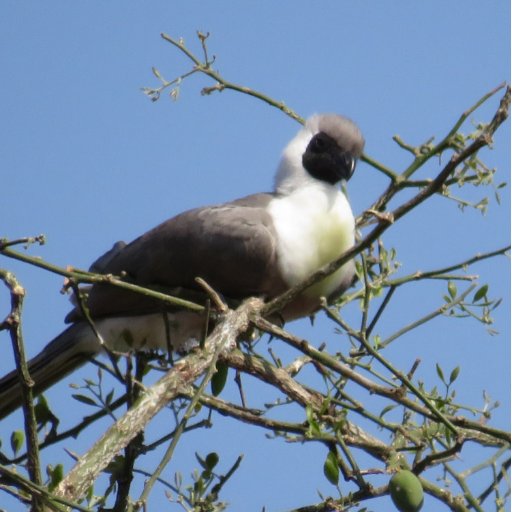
[
  {"left": 211, "top": 362, "right": 229, "bottom": 396},
  {"left": 389, "top": 470, "right": 424, "bottom": 512},
  {"left": 323, "top": 450, "right": 339, "bottom": 486}
]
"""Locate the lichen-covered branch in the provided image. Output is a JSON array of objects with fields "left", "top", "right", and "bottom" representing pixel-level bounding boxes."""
[{"left": 50, "top": 298, "right": 263, "bottom": 507}]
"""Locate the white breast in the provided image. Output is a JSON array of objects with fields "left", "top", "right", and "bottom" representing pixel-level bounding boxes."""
[{"left": 267, "top": 182, "right": 355, "bottom": 299}]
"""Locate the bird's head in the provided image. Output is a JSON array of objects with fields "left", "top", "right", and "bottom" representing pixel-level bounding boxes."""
[{"left": 274, "top": 114, "right": 364, "bottom": 194}]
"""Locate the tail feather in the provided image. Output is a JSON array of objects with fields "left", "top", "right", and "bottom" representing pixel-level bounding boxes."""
[
  {"left": 0, "top": 311, "right": 206, "bottom": 420},
  {"left": 0, "top": 324, "right": 100, "bottom": 420}
]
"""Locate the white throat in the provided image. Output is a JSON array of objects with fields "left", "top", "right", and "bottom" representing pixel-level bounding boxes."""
[{"left": 274, "top": 127, "right": 316, "bottom": 195}]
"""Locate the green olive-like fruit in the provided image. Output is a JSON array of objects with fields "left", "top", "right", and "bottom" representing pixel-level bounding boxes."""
[
  {"left": 211, "top": 362, "right": 229, "bottom": 396},
  {"left": 389, "top": 470, "right": 424, "bottom": 512}
]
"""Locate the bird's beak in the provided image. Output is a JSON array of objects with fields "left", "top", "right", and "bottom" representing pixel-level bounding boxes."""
[{"left": 336, "top": 152, "right": 357, "bottom": 182}]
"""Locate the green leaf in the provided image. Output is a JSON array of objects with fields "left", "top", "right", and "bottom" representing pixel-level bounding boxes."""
[
  {"left": 85, "top": 484, "right": 94, "bottom": 504},
  {"left": 48, "top": 463, "right": 64, "bottom": 492},
  {"left": 196, "top": 451, "right": 219, "bottom": 474},
  {"left": 473, "top": 284, "right": 488, "bottom": 303},
  {"left": 379, "top": 404, "right": 397, "bottom": 419},
  {"left": 372, "top": 285, "right": 383, "bottom": 298},
  {"left": 105, "top": 389, "right": 115, "bottom": 406},
  {"left": 195, "top": 452, "right": 206, "bottom": 469},
  {"left": 72, "top": 394, "right": 98, "bottom": 407},
  {"left": 174, "top": 472, "right": 183, "bottom": 490},
  {"left": 205, "top": 452, "right": 219, "bottom": 470},
  {"left": 34, "top": 395, "right": 51, "bottom": 425},
  {"left": 444, "top": 424, "right": 453, "bottom": 445},
  {"left": 447, "top": 281, "right": 457, "bottom": 300},
  {"left": 194, "top": 478, "right": 205, "bottom": 496},
  {"left": 306, "top": 404, "right": 315, "bottom": 424},
  {"left": 436, "top": 363, "right": 445, "bottom": 384},
  {"left": 449, "top": 366, "right": 460, "bottom": 384},
  {"left": 323, "top": 450, "right": 339, "bottom": 486},
  {"left": 10, "top": 430, "right": 24, "bottom": 455},
  {"left": 305, "top": 405, "right": 321, "bottom": 437},
  {"left": 491, "top": 298, "right": 502, "bottom": 311},
  {"left": 211, "top": 362, "right": 229, "bottom": 396}
]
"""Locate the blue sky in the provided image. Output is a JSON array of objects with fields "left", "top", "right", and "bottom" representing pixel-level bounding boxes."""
[{"left": 0, "top": 2, "right": 510, "bottom": 511}]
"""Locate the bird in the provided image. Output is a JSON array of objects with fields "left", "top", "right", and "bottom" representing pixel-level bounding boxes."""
[{"left": 0, "top": 113, "right": 364, "bottom": 419}]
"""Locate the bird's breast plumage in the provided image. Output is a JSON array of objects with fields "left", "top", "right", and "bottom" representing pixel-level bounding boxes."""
[{"left": 267, "top": 183, "right": 355, "bottom": 300}]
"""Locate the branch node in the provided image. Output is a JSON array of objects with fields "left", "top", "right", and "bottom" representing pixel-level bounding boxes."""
[
  {"left": 195, "top": 277, "right": 228, "bottom": 313},
  {"left": 365, "top": 209, "right": 395, "bottom": 224}
]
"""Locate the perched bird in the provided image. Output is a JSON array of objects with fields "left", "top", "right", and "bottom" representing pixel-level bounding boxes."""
[{"left": 0, "top": 114, "right": 364, "bottom": 419}]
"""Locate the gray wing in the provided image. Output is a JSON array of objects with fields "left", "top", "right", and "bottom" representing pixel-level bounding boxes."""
[{"left": 69, "top": 193, "right": 287, "bottom": 320}]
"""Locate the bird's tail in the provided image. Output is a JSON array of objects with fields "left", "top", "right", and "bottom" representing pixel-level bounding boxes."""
[{"left": 0, "top": 323, "right": 100, "bottom": 420}]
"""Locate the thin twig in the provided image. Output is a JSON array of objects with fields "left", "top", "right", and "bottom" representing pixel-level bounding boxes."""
[
  {"left": 0, "top": 271, "right": 43, "bottom": 509},
  {"left": 135, "top": 331, "right": 227, "bottom": 508},
  {"left": 158, "top": 32, "right": 304, "bottom": 124},
  {"left": 379, "top": 283, "right": 477, "bottom": 349},
  {"left": 0, "top": 464, "right": 89, "bottom": 512}
]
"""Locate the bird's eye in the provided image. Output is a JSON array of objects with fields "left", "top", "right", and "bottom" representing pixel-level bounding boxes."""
[{"left": 312, "top": 134, "right": 327, "bottom": 152}]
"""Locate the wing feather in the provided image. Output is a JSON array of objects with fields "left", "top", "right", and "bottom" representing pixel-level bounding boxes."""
[{"left": 72, "top": 194, "right": 286, "bottom": 319}]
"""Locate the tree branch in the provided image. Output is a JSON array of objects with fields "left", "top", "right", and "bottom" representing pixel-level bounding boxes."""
[
  {"left": 50, "top": 298, "right": 263, "bottom": 507},
  {"left": 0, "top": 270, "right": 43, "bottom": 509}
]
